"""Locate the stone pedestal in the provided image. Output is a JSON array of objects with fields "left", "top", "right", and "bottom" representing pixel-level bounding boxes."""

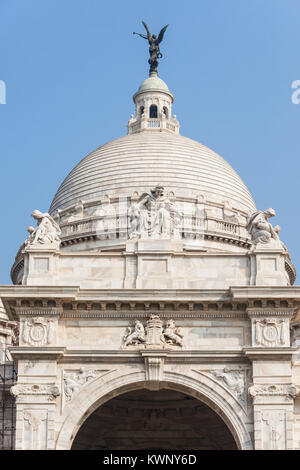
[
  {"left": 128, "top": 239, "right": 183, "bottom": 289},
  {"left": 250, "top": 243, "right": 289, "bottom": 286},
  {"left": 23, "top": 246, "right": 59, "bottom": 286}
]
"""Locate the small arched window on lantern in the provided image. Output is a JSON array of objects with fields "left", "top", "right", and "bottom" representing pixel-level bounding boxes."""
[
  {"left": 139, "top": 106, "right": 145, "bottom": 117},
  {"left": 163, "top": 106, "right": 169, "bottom": 118},
  {"left": 149, "top": 105, "right": 158, "bottom": 118}
]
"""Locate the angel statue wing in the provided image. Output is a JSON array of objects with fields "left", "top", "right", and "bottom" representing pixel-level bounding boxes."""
[
  {"left": 157, "top": 24, "right": 169, "bottom": 44},
  {"left": 142, "top": 21, "right": 152, "bottom": 41}
]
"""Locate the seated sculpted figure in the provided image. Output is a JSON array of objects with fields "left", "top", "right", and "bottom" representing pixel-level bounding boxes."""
[
  {"left": 246, "top": 208, "right": 279, "bottom": 246},
  {"left": 25, "top": 210, "right": 61, "bottom": 248},
  {"left": 124, "top": 320, "right": 146, "bottom": 346},
  {"left": 128, "top": 185, "right": 181, "bottom": 238},
  {"left": 163, "top": 319, "right": 183, "bottom": 347}
]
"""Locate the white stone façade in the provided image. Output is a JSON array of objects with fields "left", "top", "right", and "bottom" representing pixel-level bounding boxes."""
[{"left": 1, "top": 72, "right": 300, "bottom": 450}]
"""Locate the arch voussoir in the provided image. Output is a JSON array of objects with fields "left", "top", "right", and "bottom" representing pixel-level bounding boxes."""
[{"left": 56, "top": 368, "right": 252, "bottom": 450}]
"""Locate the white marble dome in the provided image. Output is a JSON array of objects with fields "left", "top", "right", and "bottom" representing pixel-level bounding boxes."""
[
  {"left": 49, "top": 131, "right": 256, "bottom": 215},
  {"left": 137, "top": 74, "right": 171, "bottom": 93}
]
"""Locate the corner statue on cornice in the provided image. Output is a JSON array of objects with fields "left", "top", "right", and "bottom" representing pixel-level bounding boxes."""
[
  {"left": 25, "top": 209, "right": 61, "bottom": 249},
  {"left": 246, "top": 208, "right": 282, "bottom": 249},
  {"left": 133, "top": 21, "right": 169, "bottom": 76}
]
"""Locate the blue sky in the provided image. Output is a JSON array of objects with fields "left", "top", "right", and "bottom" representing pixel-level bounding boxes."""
[{"left": 0, "top": 0, "right": 299, "bottom": 284}]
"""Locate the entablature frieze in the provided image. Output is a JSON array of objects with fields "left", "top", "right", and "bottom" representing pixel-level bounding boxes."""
[
  {"left": 2, "top": 286, "right": 300, "bottom": 322},
  {"left": 247, "top": 309, "right": 294, "bottom": 318},
  {"left": 9, "top": 346, "right": 66, "bottom": 360},
  {"left": 14, "top": 307, "right": 63, "bottom": 317}
]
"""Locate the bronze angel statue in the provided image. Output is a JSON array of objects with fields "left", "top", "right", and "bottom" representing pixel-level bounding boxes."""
[{"left": 133, "top": 21, "right": 169, "bottom": 75}]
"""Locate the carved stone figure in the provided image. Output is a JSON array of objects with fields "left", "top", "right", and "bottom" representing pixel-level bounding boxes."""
[
  {"left": 67, "top": 200, "right": 84, "bottom": 222},
  {"left": 261, "top": 410, "right": 285, "bottom": 450},
  {"left": 25, "top": 226, "right": 35, "bottom": 246},
  {"left": 133, "top": 22, "right": 169, "bottom": 75},
  {"left": 128, "top": 186, "right": 181, "bottom": 239},
  {"left": 223, "top": 200, "right": 239, "bottom": 224},
  {"left": 213, "top": 368, "right": 245, "bottom": 399},
  {"left": 162, "top": 319, "right": 183, "bottom": 346},
  {"left": 123, "top": 320, "right": 146, "bottom": 346},
  {"left": 128, "top": 201, "right": 148, "bottom": 238},
  {"left": 63, "top": 368, "right": 98, "bottom": 402},
  {"left": 25, "top": 209, "right": 61, "bottom": 249},
  {"left": 246, "top": 208, "right": 279, "bottom": 246}
]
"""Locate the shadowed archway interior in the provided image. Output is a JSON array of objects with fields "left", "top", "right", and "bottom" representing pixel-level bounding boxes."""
[{"left": 71, "top": 389, "right": 238, "bottom": 450}]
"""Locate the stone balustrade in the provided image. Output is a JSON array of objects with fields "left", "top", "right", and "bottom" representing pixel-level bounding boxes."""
[
  {"left": 128, "top": 115, "right": 180, "bottom": 135},
  {"left": 56, "top": 214, "right": 250, "bottom": 246}
]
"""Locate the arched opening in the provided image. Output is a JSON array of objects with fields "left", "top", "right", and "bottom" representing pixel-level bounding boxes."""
[
  {"left": 71, "top": 388, "right": 237, "bottom": 450},
  {"left": 149, "top": 105, "right": 158, "bottom": 118},
  {"left": 139, "top": 106, "right": 144, "bottom": 117}
]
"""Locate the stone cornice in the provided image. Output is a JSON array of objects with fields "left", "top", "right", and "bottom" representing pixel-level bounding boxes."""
[
  {"left": 2, "top": 285, "right": 300, "bottom": 299},
  {"left": 2, "top": 285, "right": 299, "bottom": 321},
  {"left": 7, "top": 346, "right": 250, "bottom": 364},
  {"left": 243, "top": 347, "right": 299, "bottom": 361},
  {"left": 9, "top": 346, "right": 65, "bottom": 360},
  {"left": 60, "top": 349, "right": 249, "bottom": 365},
  {"left": 231, "top": 286, "right": 300, "bottom": 299}
]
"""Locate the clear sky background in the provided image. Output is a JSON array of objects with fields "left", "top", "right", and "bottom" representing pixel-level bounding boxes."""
[{"left": 0, "top": 0, "right": 299, "bottom": 284}]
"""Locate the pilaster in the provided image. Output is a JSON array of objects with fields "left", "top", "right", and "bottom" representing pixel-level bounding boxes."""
[{"left": 245, "top": 307, "right": 298, "bottom": 449}]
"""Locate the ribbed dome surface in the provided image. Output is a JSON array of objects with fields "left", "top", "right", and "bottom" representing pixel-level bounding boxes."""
[
  {"left": 138, "top": 75, "right": 170, "bottom": 93},
  {"left": 49, "top": 132, "right": 256, "bottom": 214}
]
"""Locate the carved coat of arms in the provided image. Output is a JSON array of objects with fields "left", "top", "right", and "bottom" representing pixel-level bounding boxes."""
[{"left": 123, "top": 314, "right": 183, "bottom": 349}]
